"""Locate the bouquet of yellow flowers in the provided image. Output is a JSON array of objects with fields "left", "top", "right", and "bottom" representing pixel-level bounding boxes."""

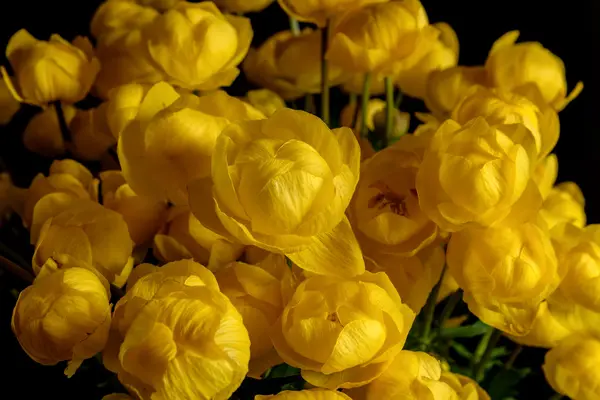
[{"left": 0, "top": 0, "right": 594, "bottom": 399}]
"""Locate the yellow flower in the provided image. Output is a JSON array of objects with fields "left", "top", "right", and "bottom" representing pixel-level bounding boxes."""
[
  {"left": 215, "top": 253, "right": 297, "bottom": 377},
  {"left": 213, "top": 0, "right": 274, "bottom": 13},
  {"left": 118, "top": 82, "right": 264, "bottom": 205},
  {"left": 69, "top": 103, "right": 117, "bottom": 160},
  {"left": 543, "top": 335, "right": 600, "bottom": 400},
  {"left": 188, "top": 109, "right": 364, "bottom": 277},
  {"left": 12, "top": 264, "right": 111, "bottom": 376},
  {"left": 349, "top": 134, "right": 438, "bottom": 261},
  {"left": 345, "top": 350, "right": 457, "bottom": 399},
  {"left": 104, "top": 260, "right": 250, "bottom": 400},
  {"left": 447, "top": 222, "right": 559, "bottom": 336},
  {"left": 540, "top": 182, "right": 586, "bottom": 230},
  {"left": 153, "top": 205, "right": 244, "bottom": 269},
  {"left": 278, "top": 0, "right": 388, "bottom": 27},
  {"left": 425, "top": 66, "right": 487, "bottom": 117},
  {"left": 33, "top": 200, "right": 134, "bottom": 287},
  {"left": 91, "top": 0, "right": 159, "bottom": 45},
  {"left": 270, "top": 271, "right": 415, "bottom": 389},
  {"left": 2, "top": 30, "right": 100, "bottom": 106},
  {"left": 23, "top": 105, "right": 76, "bottom": 157},
  {"left": 327, "top": 0, "right": 436, "bottom": 75},
  {"left": 340, "top": 99, "right": 410, "bottom": 140},
  {"left": 243, "top": 29, "right": 346, "bottom": 100},
  {"left": 245, "top": 89, "right": 286, "bottom": 117},
  {"left": 485, "top": 31, "right": 583, "bottom": 111},
  {"left": 142, "top": 1, "right": 252, "bottom": 90},
  {"left": 24, "top": 159, "right": 93, "bottom": 232},
  {"left": 105, "top": 83, "right": 152, "bottom": 139},
  {"left": 439, "top": 372, "right": 490, "bottom": 400},
  {"left": 0, "top": 78, "right": 20, "bottom": 124},
  {"left": 396, "top": 22, "right": 459, "bottom": 100},
  {"left": 416, "top": 118, "right": 542, "bottom": 232},
  {"left": 257, "top": 389, "right": 352, "bottom": 400},
  {"left": 437, "top": 272, "right": 459, "bottom": 304},
  {"left": 93, "top": 170, "right": 168, "bottom": 245},
  {"left": 552, "top": 224, "right": 600, "bottom": 312},
  {"left": 533, "top": 154, "right": 558, "bottom": 200},
  {"left": 136, "top": 0, "right": 184, "bottom": 11}
]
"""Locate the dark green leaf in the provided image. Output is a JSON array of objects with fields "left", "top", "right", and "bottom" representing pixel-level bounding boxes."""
[
  {"left": 487, "top": 368, "right": 532, "bottom": 400},
  {"left": 490, "top": 347, "right": 511, "bottom": 359},
  {"left": 440, "top": 321, "right": 489, "bottom": 339},
  {"left": 450, "top": 342, "right": 473, "bottom": 359},
  {"left": 266, "top": 363, "right": 301, "bottom": 379}
]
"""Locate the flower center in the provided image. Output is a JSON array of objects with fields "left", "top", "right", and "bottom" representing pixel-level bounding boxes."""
[{"left": 368, "top": 181, "right": 412, "bottom": 216}]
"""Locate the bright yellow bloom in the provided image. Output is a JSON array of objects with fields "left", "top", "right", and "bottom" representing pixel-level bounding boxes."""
[
  {"left": 447, "top": 222, "right": 559, "bottom": 336},
  {"left": 215, "top": 253, "right": 297, "bottom": 377},
  {"left": 396, "top": 22, "right": 459, "bottom": 100},
  {"left": 485, "top": 31, "right": 583, "bottom": 111},
  {"left": 33, "top": 200, "right": 134, "bottom": 287},
  {"left": 142, "top": 2, "right": 252, "bottom": 90},
  {"left": 12, "top": 264, "right": 111, "bottom": 376},
  {"left": 93, "top": 170, "right": 168, "bottom": 245},
  {"left": 543, "top": 335, "right": 600, "bottom": 400},
  {"left": 0, "top": 78, "right": 20, "bottom": 124},
  {"left": 257, "top": 389, "right": 352, "bottom": 400},
  {"left": 439, "top": 372, "right": 490, "bottom": 400},
  {"left": 340, "top": 99, "right": 410, "bottom": 140},
  {"left": 69, "top": 103, "right": 117, "bottom": 160},
  {"left": 533, "top": 154, "right": 558, "bottom": 199},
  {"left": 105, "top": 83, "right": 152, "bottom": 139},
  {"left": 153, "top": 205, "right": 244, "bottom": 269},
  {"left": 243, "top": 29, "right": 346, "bottom": 100},
  {"left": 23, "top": 105, "right": 76, "bottom": 157},
  {"left": 349, "top": 134, "right": 438, "bottom": 262},
  {"left": 104, "top": 260, "right": 250, "bottom": 400},
  {"left": 270, "top": 271, "right": 415, "bottom": 389},
  {"left": 118, "top": 82, "right": 264, "bottom": 205},
  {"left": 188, "top": 109, "right": 364, "bottom": 277},
  {"left": 245, "top": 89, "right": 286, "bottom": 117},
  {"left": 213, "top": 0, "right": 274, "bottom": 13},
  {"left": 2, "top": 30, "right": 100, "bottom": 106},
  {"left": 135, "top": 0, "right": 184, "bottom": 11},
  {"left": 278, "top": 0, "right": 387, "bottom": 27},
  {"left": 539, "top": 182, "right": 586, "bottom": 230},
  {"left": 327, "top": 0, "right": 436, "bottom": 75},
  {"left": 425, "top": 66, "right": 487, "bottom": 117},
  {"left": 451, "top": 86, "right": 560, "bottom": 161},
  {"left": 437, "top": 272, "right": 459, "bottom": 304},
  {"left": 91, "top": 0, "right": 159, "bottom": 45},
  {"left": 416, "top": 118, "right": 542, "bottom": 232}
]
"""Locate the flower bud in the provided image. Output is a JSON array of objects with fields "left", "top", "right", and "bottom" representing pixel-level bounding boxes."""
[
  {"left": 439, "top": 372, "right": 490, "bottom": 400},
  {"left": 69, "top": 103, "right": 117, "bottom": 160},
  {"left": 245, "top": 89, "right": 286, "bottom": 117},
  {"left": 23, "top": 105, "right": 76, "bottom": 157},
  {"left": 540, "top": 182, "right": 585, "bottom": 230},
  {"left": 425, "top": 66, "right": 487, "bottom": 117}
]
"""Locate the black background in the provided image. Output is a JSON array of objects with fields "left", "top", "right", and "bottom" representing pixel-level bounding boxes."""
[{"left": 0, "top": 0, "right": 597, "bottom": 398}]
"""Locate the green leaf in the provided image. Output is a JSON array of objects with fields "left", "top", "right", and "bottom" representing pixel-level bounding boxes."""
[
  {"left": 450, "top": 342, "right": 473, "bottom": 359},
  {"left": 440, "top": 321, "right": 490, "bottom": 339},
  {"left": 487, "top": 368, "right": 532, "bottom": 399},
  {"left": 266, "top": 363, "right": 301, "bottom": 379},
  {"left": 491, "top": 347, "right": 511, "bottom": 359}
]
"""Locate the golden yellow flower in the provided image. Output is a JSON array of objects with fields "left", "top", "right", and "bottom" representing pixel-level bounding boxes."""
[
  {"left": 396, "top": 22, "right": 459, "bottom": 100},
  {"left": 257, "top": 390, "right": 352, "bottom": 400},
  {"left": 447, "top": 222, "right": 559, "bottom": 336},
  {"left": 439, "top": 372, "right": 490, "bottom": 400},
  {"left": 68, "top": 103, "right": 117, "bottom": 160},
  {"left": 0, "top": 78, "right": 20, "bottom": 124},
  {"left": 327, "top": 0, "right": 436, "bottom": 75},
  {"left": 416, "top": 118, "right": 542, "bottom": 232},
  {"left": 118, "top": 82, "right": 264, "bottom": 205},
  {"left": 93, "top": 170, "right": 168, "bottom": 245},
  {"left": 136, "top": 0, "right": 184, "bottom": 11},
  {"left": 12, "top": 264, "right": 111, "bottom": 376},
  {"left": 533, "top": 154, "right": 558, "bottom": 200},
  {"left": 91, "top": 0, "right": 159, "bottom": 45},
  {"left": 539, "top": 182, "right": 586, "bottom": 230},
  {"left": 349, "top": 134, "right": 438, "bottom": 262},
  {"left": 153, "top": 205, "right": 244, "bottom": 269},
  {"left": 105, "top": 83, "right": 152, "bottom": 139},
  {"left": 23, "top": 105, "right": 76, "bottom": 157},
  {"left": 485, "top": 31, "right": 583, "bottom": 111},
  {"left": 142, "top": 1, "right": 252, "bottom": 90},
  {"left": 270, "top": 271, "right": 415, "bottom": 389},
  {"left": 188, "top": 109, "right": 364, "bottom": 277},
  {"left": 213, "top": 0, "right": 274, "bottom": 13},
  {"left": 543, "top": 335, "right": 600, "bottom": 400},
  {"left": 278, "top": 0, "right": 387, "bottom": 27},
  {"left": 243, "top": 29, "right": 346, "bottom": 100},
  {"left": 2, "top": 30, "right": 100, "bottom": 106},
  {"left": 104, "top": 259, "right": 250, "bottom": 400},
  {"left": 424, "top": 66, "right": 487, "bottom": 117},
  {"left": 340, "top": 99, "right": 410, "bottom": 140},
  {"left": 33, "top": 200, "right": 134, "bottom": 287},
  {"left": 245, "top": 89, "right": 286, "bottom": 117},
  {"left": 215, "top": 253, "right": 297, "bottom": 377},
  {"left": 437, "top": 272, "right": 459, "bottom": 304}
]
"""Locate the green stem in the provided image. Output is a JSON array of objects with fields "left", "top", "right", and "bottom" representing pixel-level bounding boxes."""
[
  {"left": 420, "top": 263, "right": 448, "bottom": 347},
  {"left": 549, "top": 394, "right": 563, "bottom": 400},
  {"left": 438, "top": 290, "right": 462, "bottom": 329},
  {"left": 289, "top": 17, "right": 301, "bottom": 36},
  {"left": 360, "top": 73, "right": 372, "bottom": 138},
  {"left": 473, "top": 328, "right": 503, "bottom": 382},
  {"left": 304, "top": 94, "right": 315, "bottom": 114},
  {"left": 504, "top": 344, "right": 523, "bottom": 370},
  {"left": 349, "top": 93, "right": 357, "bottom": 107},
  {"left": 320, "top": 23, "right": 330, "bottom": 126},
  {"left": 394, "top": 88, "right": 404, "bottom": 109},
  {"left": 384, "top": 77, "right": 394, "bottom": 148},
  {"left": 53, "top": 101, "right": 71, "bottom": 144},
  {"left": 0, "top": 254, "right": 34, "bottom": 283},
  {"left": 471, "top": 327, "right": 494, "bottom": 369}
]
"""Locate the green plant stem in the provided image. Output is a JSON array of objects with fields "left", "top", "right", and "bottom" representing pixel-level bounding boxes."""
[
  {"left": 0, "top": 254, "right": 34, "bottom": 283},
  {"left": 420, "top": 263, "right": 448, "bottom": 346},
  {"left": 320, "top": 23, "right": 330, "bottom": 126},
  {"left": 473, "top": 328, "right": 503, "bottom": 382},
  {"left": 471, "top": 327, "right": 494, "bottom": 369},
  {"left": 53, "top": 101, "right": 71, "bottom": 144},
  {"left": 384, "top": 77, "right": 394, "bottom": 148},
  {"left": 394, "top": 87, "right": 404, "bottom": 109},
  {"left": 289, "top": 17, "right": 301, "bottom": 36},
  {"left": 360, "top": 73, "right": 372, "bottom": 138},
  {"left": 304, "top": 94, "right": 315, "bottom": 114},
  {"left": 504, "top": 344, "right": 523, "bottom": 370},
  {"left": 438, "top": 290, "right": 462, "bottom": 329}
]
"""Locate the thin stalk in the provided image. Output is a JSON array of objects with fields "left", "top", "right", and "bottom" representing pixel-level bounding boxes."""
[
  {"left": 320, "top": 23, "right": 330, "bottom": 126},
  {"left": 438, "top": 290, "right": 462, "bottom": 329},
  {"left": 0, "top": 254, "right": 34, "bottom": 283},
  {"left": 504, "top": 344, "right": 523, "bottom": 370},
  {"left": 360, "top": 73, "right": 372, "bottom": 138},
  {"left": 304, "top": 94, "right": 315, "bottom": 114},
  {"left": 0, "top": 241, "right": 32, "bottom": 273},
  {"left": 471, "top": 327, "right": 494, "bottom": 369},
  {"left": 420, "top": 263, "right": 448, "bottom": 345},
  {"left": 473, "top": 329, "right": 503, "bottom": 382},
  {"left": 53, "top": 101, "right": 71, "bottom": 143},
  {"left": 394, "top": 88, "right": 404, "bottom": 109},
  {"left": 384, "top": 77, "right": 394, "bottom": 148},
  {"left": 289, "top": 17, "right": 301, "bottom": 36},
  {"left": 350, "top": 94, "right": 360, "bottom": 131}
]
